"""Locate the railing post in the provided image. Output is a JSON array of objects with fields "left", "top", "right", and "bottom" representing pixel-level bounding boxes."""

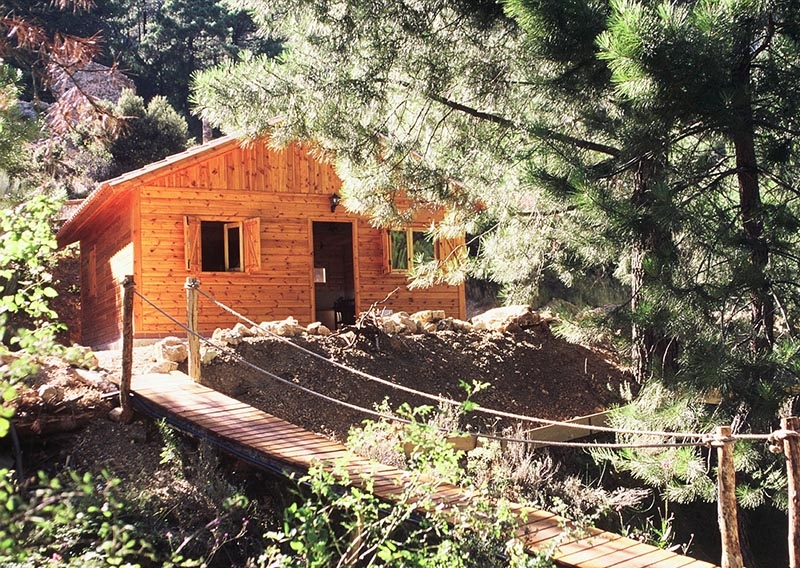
[
  {"left": 112, "top": 275, "right": 135, "bottom": 423},
  {"left": 717, "top": 425, "right": 744, "bottom": 568},
  {"left": 783, "top": 416, "right": 800, "bottom": 568},
  {"left": 185, "top": 277, "right": 201, "bottom": 382}
]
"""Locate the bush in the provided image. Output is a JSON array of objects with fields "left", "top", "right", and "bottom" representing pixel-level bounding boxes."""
[{"left": 109, "top": 89, "right": 190, "bottom": 176}]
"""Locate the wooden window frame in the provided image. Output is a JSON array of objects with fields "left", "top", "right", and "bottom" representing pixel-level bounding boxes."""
[
  {"left": 386, "top": 228, "right": 436, "bottom": 274},
  {"left": 184, "top": 216, "right": 261, "bottom": 274}
]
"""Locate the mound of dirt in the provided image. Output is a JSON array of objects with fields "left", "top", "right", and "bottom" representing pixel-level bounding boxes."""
[
  {"left": 198, "top": 323, "right": 632, "bottom": 442},
  {"left": 6, "top": 318, "right": 632, "bottom": 480}
]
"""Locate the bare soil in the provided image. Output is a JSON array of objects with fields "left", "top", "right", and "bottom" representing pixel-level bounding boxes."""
[
  {"left": 6, "top": 319, "right": 632, "bottom": 482},
  {"left": 198, "top": 324, "right": 630, "bottom": 442}
]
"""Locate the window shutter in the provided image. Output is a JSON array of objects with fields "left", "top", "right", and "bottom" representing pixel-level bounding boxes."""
[
  {"left": 381, "top": 229, "right": 391, "bottom": 274},
  {"left": 243, "top": 217, "right": 261, "bottom": 272},
  {"left": 437, "top": 235, "right": 466, "bottom": 269},
  {"left": 184, "top": 216, "right": 201, "bottom": 271}
]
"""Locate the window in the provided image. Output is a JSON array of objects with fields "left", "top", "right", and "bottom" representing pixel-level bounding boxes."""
[
  {"left": 184, "top": 216, "right": 261, "bottom": 273},
  {"left": 388, "top": 229, "right": 435, "bottom": 272}
]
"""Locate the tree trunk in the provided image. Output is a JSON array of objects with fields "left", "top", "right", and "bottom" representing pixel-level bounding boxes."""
[
  {"left": 731, "top": 53, "right": 774, "bottom": 354},
  {"left": 630, "top": 155, "right": 676, "bottom": 382}
]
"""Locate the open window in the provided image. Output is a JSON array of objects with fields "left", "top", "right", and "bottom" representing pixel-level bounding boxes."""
[
  {"left": 184, "top": 216, "right": 261, "bottom": 273},
  {"left": 386, "top": 229, "right": 436, "bottom": 273}
]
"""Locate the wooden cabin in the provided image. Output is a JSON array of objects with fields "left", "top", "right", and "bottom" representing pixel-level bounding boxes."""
[{"left": 57, "top": 136, "right": 466, "bottom": 348}]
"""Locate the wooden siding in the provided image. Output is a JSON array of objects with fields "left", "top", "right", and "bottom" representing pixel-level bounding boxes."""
[
  {"left": 134, "top": 140, "right": 465, "bottom": 338},
  {"left": 79, "top": 192, "right": 134, "bottom": 347}
]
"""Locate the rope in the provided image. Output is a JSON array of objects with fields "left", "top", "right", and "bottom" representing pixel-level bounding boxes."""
[
  {"left": 193, "top": 287, "right": 715, "bottom": 441},
  {"left": 134, "top": 290, "right": 719, "bottom": 449}
]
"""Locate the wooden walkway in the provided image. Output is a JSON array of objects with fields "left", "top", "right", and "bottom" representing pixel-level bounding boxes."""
[{"left": 131, "top": 372, "right": 719, "bottom": 568}]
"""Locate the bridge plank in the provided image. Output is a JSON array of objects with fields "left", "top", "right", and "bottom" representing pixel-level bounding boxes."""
[{"left": 130, "top": 372, "right": 719, "bottom": 568}]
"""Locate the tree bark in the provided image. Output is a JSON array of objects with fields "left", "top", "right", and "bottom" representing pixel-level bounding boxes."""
[
  {"left": 731, "top": 50, "right": 774, "bottom": 354},
  {"left": 629, "top": 155, "right": 676, "bottom": 382}
]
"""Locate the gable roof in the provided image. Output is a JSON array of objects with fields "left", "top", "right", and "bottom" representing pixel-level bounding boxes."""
[{"left": 57, "top": 135, "right": 242, "bottom": 246}]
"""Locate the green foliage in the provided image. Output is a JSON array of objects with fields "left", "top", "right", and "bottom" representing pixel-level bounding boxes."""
[
  {"left": 109, "top": 90, "right": 190, "bottom": 176},
  {"left": 592, "top": 383, "right": 788, "bottom": 511},
  {"left": 0, "top": 193, "right": 64, "bottom": 437},
  {"left": 193, "top": 0, "right": 800, "bottom": 423},
  {"left": 259, "top": 461, "right": 550, "bottom": 567},
  {"left": 0, "top": 64, "right": 40, "bottom": 181},
  {"left": 158, "top": 419, "right": 187, "bottom": 477},
  {"left": 96, "top": 0, "right": 280, "bottom": 135},
  {"left": 347, "top": 400, "right": 650, "bottom": 542},
  {"left": 0, "top": 468, "right": 159, "bottom": 566}
]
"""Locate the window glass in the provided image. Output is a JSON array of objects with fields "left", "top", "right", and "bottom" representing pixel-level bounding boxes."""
[
  {"left": 390, "top": 230, "right": 409, "bottom": 270},
  {"left": 412, "top": 231, "right": 435, "bottom": 263}
]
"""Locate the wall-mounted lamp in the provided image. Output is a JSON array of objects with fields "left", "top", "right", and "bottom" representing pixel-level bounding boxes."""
[{"left": 329, "top": 193, "right": 341, "bottom": 213}]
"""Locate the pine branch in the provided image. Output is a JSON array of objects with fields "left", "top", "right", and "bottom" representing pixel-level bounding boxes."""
[{"left": 421, "top": 89, "right": 621, "bottom": 157}]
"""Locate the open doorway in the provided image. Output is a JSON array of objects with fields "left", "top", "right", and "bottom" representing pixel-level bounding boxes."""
[{"left": 312, "top": 221, "right": 355, "bottom": 329}]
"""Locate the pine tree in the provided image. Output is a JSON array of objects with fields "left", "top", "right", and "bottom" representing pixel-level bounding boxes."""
[{"left": 192, "top": 0, "right": 800, "bottom": 417}]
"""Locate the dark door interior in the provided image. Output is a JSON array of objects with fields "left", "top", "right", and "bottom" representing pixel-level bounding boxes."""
[{"left": 312, "top": 221, "right": 355, "bottom": 328}]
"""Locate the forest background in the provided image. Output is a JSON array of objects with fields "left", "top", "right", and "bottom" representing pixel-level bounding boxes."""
[{"left": 1, "top": 0, "right": 800, "bottom": 566}]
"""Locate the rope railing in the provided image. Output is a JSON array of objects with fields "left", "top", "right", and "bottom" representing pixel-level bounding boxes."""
[
  {"left": 193, "top": 286, "right": 748, "bottom": 442},
  {"left": 134, "top": 287, "right": 754, "bottom": 450},
  {"left": 121, "top": 277, "right": 800, "bottom": 567}
]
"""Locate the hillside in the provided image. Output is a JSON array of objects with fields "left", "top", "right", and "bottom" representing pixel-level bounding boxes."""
[{"left": 8, "top": 313, "right": 632, "bottom": 480}]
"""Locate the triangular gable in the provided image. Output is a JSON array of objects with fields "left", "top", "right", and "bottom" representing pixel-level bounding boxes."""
[{"left": 57, "top": 136, "right": 243, "bottom": 246}]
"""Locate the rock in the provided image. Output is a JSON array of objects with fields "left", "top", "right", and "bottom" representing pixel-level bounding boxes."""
[
  {"left": 72, "top": 368, "right": 116, "bottom": 392},
  {"left": 232, "top": 322, "right": 253, "bottom": 338},
  {"left": 38, "top": 384, "right": 64, "bottom": 404},
  {"left": 108, "top": 406, "right": 134, "bottom": 424},
  {"left": 275, "top": 317, "right": 303, "bottom": 337},
  {"left": 211, "top": 327, "right": 241, "bottom": 346},
  {"left": 451, "top": 319, "right": 474, "bottom": 333},
  {"left": 387, "top": 312, "right": 418, "bottom": 334},
  {"left": 422, "top": 322, "right": 437, "bottom": 333},
  {"left": 411, "top": 310, "right": 446, "bottom": 325},
  {"left": 200, "top": 346, "right": 220, "bottom": 364},
  {"left": 436, "top": 317, "right": 454, "bottom": 332},
  {"left": 380, "top": 318, "right": 400, "bottom": 334},
  {"left": 471, "top": 305, "right": 541, "bottom": 333},
  {"left": 154, "top": 337, "right": 188, "bottom": 363},
  {"left": 147, "top": 360, "right": 179, "bottom": 374},
  {"left": 307, "top": 322, "right": 331, "bottom": 336}
]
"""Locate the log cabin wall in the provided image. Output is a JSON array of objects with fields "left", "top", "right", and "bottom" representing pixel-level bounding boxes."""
[
  {"left": 133, "top": 139, "right": 465, "bottom": 339},
  {"left": 78, "top": 192, "right": 135, "bottom": 348}
]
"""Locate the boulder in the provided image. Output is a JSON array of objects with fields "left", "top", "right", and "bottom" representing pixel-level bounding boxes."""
[
  {"left": 275, "top": 317, "right": 303, "bottom": 337},
  {"left": 154, "top": 336, "right": 188, "bottom": 363},
  {"left": 211, "top": 327, "right": 241, "bottom": 346},
  {"left": 451, "top": 319, "right": 474, "bottom": 333},
  {"left": 38, "top": 384, "right": 64, "bottom": 404},
  {"left": 471, "top": 305, "right": 541, "bottom": 333},
  {"left": 421, "top": 322, "right": 437, "bottom": 333},
  {"left": 386, "top": 312, "right": 419, "bottom": 334},
  {"left": 410, "top": 309, "right": 446, "bottom": 325},
  {"left": 200, "top": 345, "right": 219, "bottom": 364},
  {"left": 232, "top": 322, "right": 253, "bottom": 338},
  {"left": 147, "top": 360, "right": 179, "bottom": 374},
  {"left": 307, "top": 321, "right": 331, "bottom": 336},
  {"left": 436, "top": 317, "right": 454, "bottom": 332}
]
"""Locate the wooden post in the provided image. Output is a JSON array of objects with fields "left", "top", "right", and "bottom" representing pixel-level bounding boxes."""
[
  {"left": 717, "top": 425, "right": 744, "bottom": 568},
  {"left": 185, "top": 277, "right": 201, "bottom": 382},
  {"left": 112, "top": 275, "right": 135, "bottom": 423},
  {"left": 783, "top": 416, "right": 800, "bottom": 568}
]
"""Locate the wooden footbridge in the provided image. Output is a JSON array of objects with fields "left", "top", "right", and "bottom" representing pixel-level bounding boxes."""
[{"left": 130, "top": 371, "right": 718, "bottom": 568}]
